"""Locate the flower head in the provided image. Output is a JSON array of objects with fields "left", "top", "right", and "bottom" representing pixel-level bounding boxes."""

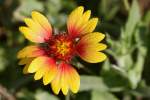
[{"left": 17, "top": 6, "right": 107, "bottom": 95}]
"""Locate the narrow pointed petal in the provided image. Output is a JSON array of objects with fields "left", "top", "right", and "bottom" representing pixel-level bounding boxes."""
[{"left": 17, "top": 45, "right": 46, "bottom": 59}]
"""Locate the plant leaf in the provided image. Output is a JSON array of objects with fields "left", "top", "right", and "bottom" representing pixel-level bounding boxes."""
[{"left": 80, "top": 75, "right": 109, "bottom": 92}]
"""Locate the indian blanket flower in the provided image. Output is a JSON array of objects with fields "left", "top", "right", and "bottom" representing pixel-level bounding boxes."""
[{"left": 17, "top": 6, "right": 107, "bottom": 95}]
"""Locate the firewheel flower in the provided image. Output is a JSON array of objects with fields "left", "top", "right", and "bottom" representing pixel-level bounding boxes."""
[{"left": 17, "top": 6, "right": 107, "bottom": 95}]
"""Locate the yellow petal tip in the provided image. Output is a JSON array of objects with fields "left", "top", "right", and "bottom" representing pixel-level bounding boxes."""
[
  {"left": 62, "top": 90, "right": 68, "bottom": 95},
  {"left": 31, "top": 11, "right": 39, "bottom": 15},
  {"left": 78, "top": 6, "right": 84, "bottom": 10},
  {"left": 19, "top": 26, "right": 24, "bottom": 32},
  {"left": 93, "top": 18, "right": 98, "bottom": 23},
  {"left": 86, "top": 10, "right": 91, "bottom": 15},
  {"left": 43, "top": 79, "right": 49, "bottom": 85}
]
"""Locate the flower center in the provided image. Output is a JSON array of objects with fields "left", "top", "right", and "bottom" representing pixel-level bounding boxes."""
[
  {"left": 48, "top": 34, "right": 75, "bottom": 61},
  {"left": 55, "top": 40, "right": 70, "bottom": 56}
]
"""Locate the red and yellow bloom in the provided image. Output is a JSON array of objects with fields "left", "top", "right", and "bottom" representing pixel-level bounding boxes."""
[{"left": 17, "top": 6, "right": 107, "bottom": 95}]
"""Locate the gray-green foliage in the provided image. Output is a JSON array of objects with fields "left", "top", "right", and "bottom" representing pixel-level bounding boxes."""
[
  {"left": 99, "top": 0, "right": 149, "bottom": 99},
  {"left": 91, "top": 90, "right": 119, "bottom": 100}
]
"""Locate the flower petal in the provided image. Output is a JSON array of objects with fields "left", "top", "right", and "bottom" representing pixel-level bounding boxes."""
[
  {"left": 95, "top": 43, "right": 107, "bottom": 51},
  {"left": 19, "top": 26, "right": 45, "bottom": 43},
  {"left": 34, "top": 66, "right": 48, "bottom": 80},
  {"left": 81, "top": 10, "right": 91, "bottom": 24},
  {"left": 52, "top": 62, "right": 69, "bottom": 95},
  {"left": 76, "top": 32, "right": 107, "bottom": 63},
  {"left": 67, "top": 6, "right": 98, "bottom": 38},
  {"left": 17, "top": 45, "right": 46, "bottom": 59},
  {"left": 79, "top": 32, "right": 105, "bottom": 43},
  {"left": 61, "top": 73, "right": 69, "bottom": 95},
  {"left": 18, "top": 58, "right": 34, "bottom": 65},
  {"left": 31, "top": 11, "right": 52, "bottom": 36},
  {"left": 23, "top": 63, "right": 30, "bottom": 74},
  {"left": 76, "top": 32, "right": 106, "bottom": 52},
  {"left": 18, "top": 58, "right": 35, "bottom": 74},
  {"left": 67, "top": 64, "right": 80, "bottom": 93},
  {"left": 51, "top": 69, "right": 61, "bottom": 95},
  {"left": 51, "top": 62, "right": 80, "bottom": 95},
  {"left": 20, "top": 11, "right": 52, "bottom": 43},
  {"left": 24, "top": 18, "right": 46, "bottom": 34},
  {"left": 43, "top": 65, "right": 58, "bottom": 85},
  {"left": 59, "top": 62, "right": 69, "bottom": 95},
  {"left": 80, "top": 18, "right": 98, "bottom": 35},
  {"left": 67, "top": 6, "right": 84, "bottom": 29},
  {"left": 78, "top": 51, "right": 107, "bottom": 63},
  {"left": 24, "top": 18, "right": 50, "bottom": 41},
  {"left": 28, "top": 56, "right": 56, "bottom": 74}
]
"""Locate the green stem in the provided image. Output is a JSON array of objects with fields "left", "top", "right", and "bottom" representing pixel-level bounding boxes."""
[
  {"left": 82, "top": 67, "right": 95, "bottom": 75},
  {"left": 123, "top": 0, "right": 130, "bottom": 11},
  {"left": 65, "top": 92, "right": 70, "bottom": 100}
]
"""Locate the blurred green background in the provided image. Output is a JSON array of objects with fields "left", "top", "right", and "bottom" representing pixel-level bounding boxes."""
[{"left": 0, "top": 0, "right": 150, "bottom": 100}]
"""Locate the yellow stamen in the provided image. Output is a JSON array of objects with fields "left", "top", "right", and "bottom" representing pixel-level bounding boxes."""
[{"left": 56, "top": 41, "right": 70, "bottom": 56}]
